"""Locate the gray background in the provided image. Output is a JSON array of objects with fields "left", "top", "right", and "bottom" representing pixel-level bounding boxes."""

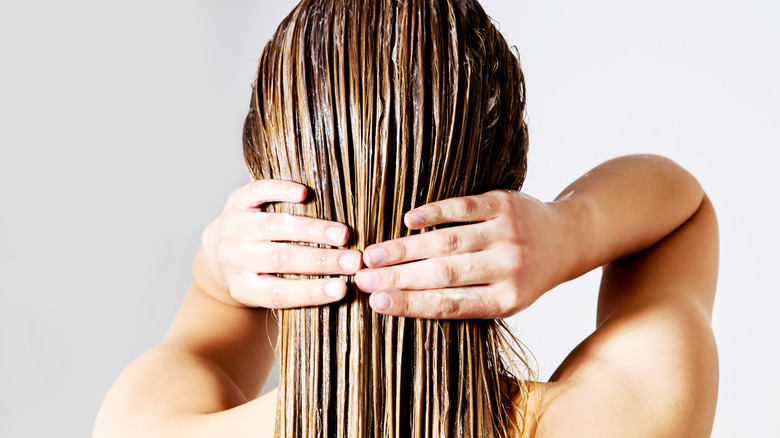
[{"left": 1, "top": 0, "right": 778, "bottom": 436}]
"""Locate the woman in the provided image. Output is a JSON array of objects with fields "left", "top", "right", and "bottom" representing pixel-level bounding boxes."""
[{"left": 94, "top": 0, "right": 718, "bottom": 436}]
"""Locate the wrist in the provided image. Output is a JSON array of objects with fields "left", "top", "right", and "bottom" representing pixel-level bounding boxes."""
[
  {"left": 549, "top": 194, "right": 599, "bottom": 282},
  {"left": 192, "top": 248, "right": 240, "bottom": 307}
]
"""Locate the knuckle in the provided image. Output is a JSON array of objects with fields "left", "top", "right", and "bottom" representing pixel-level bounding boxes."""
[
  {"left": 424, "top": 204, "right": 443, "bottom": 220},
  {"left": 462, "top": 254, "right": 479, "bottom": 275},
  {"left": 309, "top": 282, "right": 322, "bottom": 303},
  {"left": 395, "top": 241, "right": 408, "bottom": 261},
  {"left": 491, "top": 190, "right": 515, "bottom": 214},
  {"left": 434, "top": 294, "right": 462, "bottom": 318},
  {"left": 457, "top": 198, "right": 477, "bottom": 218},
  {"left": 473, "top": 227, "right": 489, "bottom": 248},
  {"left": 498, "top": 199, "right": 514, "bottom": 217},
  {"left": 260, "top": 213, "right": 277, "bottom": 234},
  {"left": 487, "top": 190, "right": 510, "bottom": 212},
  {"left": 267, "top": 283, "right": 284, "bottom": 308},
  {"left": 492, "top": 189, "right": 513, "bottom": 203},
  {"left": 431, "top": 261, "right": 455, "bottom": 287},
  {"left": 322, "top": 250, "right": 339, "bottom": 269},
  {"left": 268, "top": 244, "right": 289, "bottom": 270},
  {"left": 502, "top": 246, "right": 525, "bottom": 276},
  {"left": 438, "top": 230, "right": 460, "bottom": 253},
  {"left": 399, "top": 302, "right": 411, "bottom": 318},
  {"left": 392, "top": 294, "right": 409, "bottom": 316},
  {"left": 384, "top": 240, "right": 406, "bottom": 262},
  {"left": 384, "top": 268, "right": 400, "bottom": 288}
]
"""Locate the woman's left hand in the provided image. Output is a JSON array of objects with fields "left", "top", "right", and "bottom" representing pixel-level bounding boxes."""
[{"left": 356, "top": 190, "right": 577, "bottom": 319}]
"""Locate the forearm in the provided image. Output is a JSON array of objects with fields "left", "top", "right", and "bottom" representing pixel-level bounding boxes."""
[
  {"left": 555, "top": 155, "right": 704, "bottom": 279},
  {"left": 540, "top": 157, "right": 718, "bottom": 436}
]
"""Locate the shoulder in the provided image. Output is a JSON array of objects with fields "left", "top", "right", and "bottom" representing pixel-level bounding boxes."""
[
  {"left": 522, "top": 196, "right": 719, "bottom": 437},
  {"left": 527, "top": 299, "right": 718, "bottom": 438}
]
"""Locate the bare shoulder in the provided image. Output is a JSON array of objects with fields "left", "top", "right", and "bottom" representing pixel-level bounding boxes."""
[{"left": 524, "top": 196, "right": 719, "bottom": 437}]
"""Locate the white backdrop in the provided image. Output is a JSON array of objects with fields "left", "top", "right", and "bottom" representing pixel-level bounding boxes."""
[{"left": 1, "top": 1, "right": 778, "bottom": 436}]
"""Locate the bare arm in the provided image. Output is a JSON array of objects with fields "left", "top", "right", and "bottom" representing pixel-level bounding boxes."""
[
  {"left": 93, "top": 180, "right": 362, "bottom": 438},
  {"left": 357, "top": 155, "right": 709, "bottom": 319},
  {"left": 534, "top": 156, "right": 718, "bottom": 437},
  {"left": 552, "top": 154, "right": 709, "bottom": 290},
  {"left": 357, "top": 154, "right": 718, "bottom": 435}
]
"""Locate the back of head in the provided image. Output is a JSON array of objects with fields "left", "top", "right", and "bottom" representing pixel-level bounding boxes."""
[{"left": 243, "top": 0, "right": 531, "bottom": 436}]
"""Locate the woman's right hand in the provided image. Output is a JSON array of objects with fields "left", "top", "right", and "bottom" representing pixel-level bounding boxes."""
[{"left": 197, "top": 179, "right": 362, "bottom": 308}]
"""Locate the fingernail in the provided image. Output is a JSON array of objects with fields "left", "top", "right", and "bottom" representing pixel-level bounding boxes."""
[
  {"left": 325, "top": 281, "right": 344, "bottom": 299},
  {"left": 326, "top": 226, "right": 347, "bottom": 245},
  {"left": 364, "top": 246, "right": 387, "bottom": 266},
  {"left": 355, "top": 270, "right": 378, "bottom": 291},
  {"left": 405, "top": 211, "right": 425, "bottom": 228},
  {"left": 339, "top": 251, "right": 361, "bottom": 272},
  {"left": 371, "top": 293, "right": 393, "bottom": 311}
]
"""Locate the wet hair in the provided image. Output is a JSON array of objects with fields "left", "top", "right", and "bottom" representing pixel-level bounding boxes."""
[{"left": 243, "top": 0, "right": 533, "bottom": 436}]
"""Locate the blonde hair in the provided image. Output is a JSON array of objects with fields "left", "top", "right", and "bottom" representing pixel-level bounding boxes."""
[{"left": 243, "top": 0, "right": 533, "bottom": 436}]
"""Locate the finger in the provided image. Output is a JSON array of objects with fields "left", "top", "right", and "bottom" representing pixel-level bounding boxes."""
[
  {"left": 367, "top": 286, "right": 505, "bottom": 319},
  {"left": 363, "top": 222, "right": 493, "bottom": 268},
  {"left": 228, "top": 273, "right": 347, "bottom": 308},
  {"left": 355, "top": 252, "right": 498, "bottom": 292},
  {"left": 405, "top": 190, "right": 513, "bottom": 229},
  {"left": 224, "top": 241, "right": 362, "bottom": 275},
  {"left": 229, "top": 179, "right": 308, "bottom": 211},
  {"left": 227, "top": 211, "right": 350, "bottom": 247}
]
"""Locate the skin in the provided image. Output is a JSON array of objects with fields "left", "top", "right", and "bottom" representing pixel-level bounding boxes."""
[
  {"left": 93, "top": 154, "right": 718, "bottom": 437},
  {"left": 199, "top": 181, "right": 361, "bottom": 308}
]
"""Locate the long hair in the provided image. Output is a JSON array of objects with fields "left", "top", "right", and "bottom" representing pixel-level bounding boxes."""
[{"left": 242, "top": 1, "right": 533, "bottom": 436}]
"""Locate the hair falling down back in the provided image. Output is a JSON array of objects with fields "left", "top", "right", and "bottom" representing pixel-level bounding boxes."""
[{"left": 243, "top": 0, "right": 534, "bottom": 436}]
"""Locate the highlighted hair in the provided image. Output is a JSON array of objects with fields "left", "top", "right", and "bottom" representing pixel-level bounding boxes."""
[{"left": 243, "top": 0, "right": 534, "bottom": 436}]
